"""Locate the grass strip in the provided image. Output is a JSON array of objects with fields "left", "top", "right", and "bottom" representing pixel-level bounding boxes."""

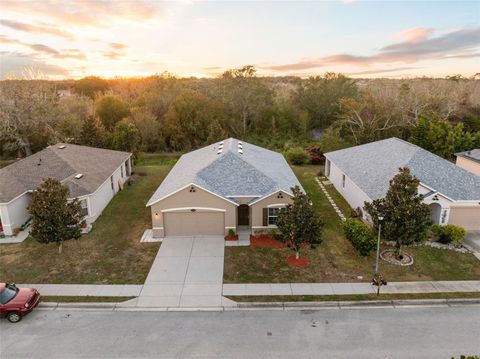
[{"left": 227, "top": 292, "right": 480, "bottom": 302}]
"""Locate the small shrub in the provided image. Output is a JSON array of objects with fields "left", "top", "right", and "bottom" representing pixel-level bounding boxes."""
[
  {"left": 317, "top": 170, "right": 324, "bottom": 177},
  {"left": 343, "top": 219, "right": 376, "bottom": 256},
  {"left": 228, "top": 228, "right": 236, "bottom": 237},
  {"left": 349, "top": 209, "right": 358, "bottom": 218},
  {"left": 431, "top": 224, "right": 466, "bottom": 245},
  {"left": 285, "top": 147, "right": 310, "bottom": 165}
]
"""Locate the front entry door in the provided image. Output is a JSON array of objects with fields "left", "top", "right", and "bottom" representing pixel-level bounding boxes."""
[{"left": 238, "top": 204, "right": 249, "bottom": 226}]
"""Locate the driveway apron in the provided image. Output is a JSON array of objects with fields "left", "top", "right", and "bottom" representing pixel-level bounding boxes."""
[{"left": 137, "top": 236, "right": 234, "bottom": 308}]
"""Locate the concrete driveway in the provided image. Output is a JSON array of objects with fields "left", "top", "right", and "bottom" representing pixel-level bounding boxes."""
[
  {"left": 464, "top": 231, "right": 480, "bottom": 251},
  {"left": 136, "top": 236, "right": 234, "bottom": 308}
]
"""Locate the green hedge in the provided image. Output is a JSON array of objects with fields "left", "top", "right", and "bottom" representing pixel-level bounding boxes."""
[
  {"left": 285, "top": 147, "right": 310, "bottom": 165},
  {"left": 431, "top": 224, "right": 466, "bottom": 244},
  {"left": 343, "top": 219, "right": 376, "bottom": 256}
]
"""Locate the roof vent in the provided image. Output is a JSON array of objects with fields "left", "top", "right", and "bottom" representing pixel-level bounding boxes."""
[
  {"left": 220, "top": 141, "right": 224, "bottom": 145},
  {"left": 238, "top": 141, "right": 242, "bottom": 145},
  {"left": 58, "top": 145, "right": 66, "bottom": 149},
  {"left": 238, "top": 144, "right": 243, "bottom": 149},
  {"left": 238, "top": 149, "right": 243, "bottom": 154},
  {"left": 217, "top": 149, "right": 222, "bottom": 155},
  {"left": 218, "top": 144, "right": 223, "bottom": 149},
  {"left": 74, "top": 174, "right": 84, "bottom": 179}
]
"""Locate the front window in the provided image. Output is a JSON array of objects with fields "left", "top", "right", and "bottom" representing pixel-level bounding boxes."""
[
  {"left": 342, "top": 174, "right": 346, "bottom": 188},
  {"left": 121, "top": 165, "right": 124, "bottom": 178},
  {"left": 268, "top": 207, "right": 281, "bottom": 225},
  {"left": 79, "top": 198, "right": 88, "bottom": 217},
  {"left": 0, "top": 285, "right": 18, "bottom": 304}
]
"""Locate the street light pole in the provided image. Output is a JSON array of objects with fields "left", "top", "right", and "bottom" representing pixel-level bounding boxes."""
[{"left": 374, "top": 216, "right": 384, "bottom": 274}]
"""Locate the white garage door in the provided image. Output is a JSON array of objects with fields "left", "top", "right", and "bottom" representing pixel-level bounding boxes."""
[
  {"left": 449, "top": 207, "right": 480, "bottom": 231},
  {"left": 164, "top": 211, "right": 225, "bottom": 236}
]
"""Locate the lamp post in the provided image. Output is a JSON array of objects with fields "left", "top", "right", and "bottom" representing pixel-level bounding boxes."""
[{"left": 374, "top": 216, "right": 384, "bottom": 274}]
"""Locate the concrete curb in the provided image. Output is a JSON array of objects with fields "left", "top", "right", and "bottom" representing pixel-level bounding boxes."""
[{"left": 37, "top": 298, "right": 480, "bottom": 312}]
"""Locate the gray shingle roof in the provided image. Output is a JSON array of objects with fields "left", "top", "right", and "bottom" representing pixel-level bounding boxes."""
[
  {"left": 0, "top": 144, "right": 131, "bottom": 203},
  {"left": 146, "top": 138, "right": 303, "bottom": 206},
  {"left": 456, "top": 149, "right": 480, "bottom": 164},
  {"left": 324, "top": 138, "right": 480, "bottom": 201}
]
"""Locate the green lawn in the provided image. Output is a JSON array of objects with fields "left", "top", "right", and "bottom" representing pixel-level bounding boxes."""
[
  {"left": 0, "top": 154, "right": 174, "bottom": 284},
  {"left": 224, "top": 164, "right": 480, "bottom": 283}
]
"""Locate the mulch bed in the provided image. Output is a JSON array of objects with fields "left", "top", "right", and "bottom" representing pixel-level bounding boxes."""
[
  {"left": 286, "top": 255, "right": 310, "bottom": 268},
  {"left": 224, "top": 235, "right": 239, "bottom": 241},
  {"left": 250, "top": 235, "right": 287, "bottom": 248},
  {"left": 380, "top": 249, "right": 414, "bottom": 266}
]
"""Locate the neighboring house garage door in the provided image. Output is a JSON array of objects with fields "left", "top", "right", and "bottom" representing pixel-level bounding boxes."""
[
  {"left": 449, "top": 207, "right": 480, "bottom": 231},
  {"left": 164, "top": 210, "right": 224, "bottom": 236}
]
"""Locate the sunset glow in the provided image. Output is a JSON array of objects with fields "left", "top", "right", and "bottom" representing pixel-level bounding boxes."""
[{"left": 0, "top": 0, "right": 479, "bottom": 79}]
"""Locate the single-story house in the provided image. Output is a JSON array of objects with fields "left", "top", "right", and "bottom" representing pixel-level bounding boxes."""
[
  {"left": 324, "top": 138, "right": 480, "bottom": 231},
  {"left": 0, "top": 143, "right": 132, "bottom": 236},
  {"left": 146, "top": 138, "right": 303, "bottom": 238},
  {"left": 455, "top": 149, "right": 480, "bottom": 176}
]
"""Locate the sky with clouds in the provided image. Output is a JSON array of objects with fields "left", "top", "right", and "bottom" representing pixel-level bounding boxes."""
[{"left": 0, "top": 0, "right": 479, "bottom": 79}]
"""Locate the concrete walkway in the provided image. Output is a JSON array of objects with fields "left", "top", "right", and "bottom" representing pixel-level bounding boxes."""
[
  {"left": 223, "top": 280, "right": 480, "bottom": 296},
  {"left": 19, "top": 280, "right": 480, "bottom": 299},
  {"left": 17, "top": 284, "right": 142, "bottom": 296},
  {"left": 133, "top": 236, "right": 235, "bottom": 308},
  {"left": 0, "top": 228, "right": 30, "bottom": 244},
  {"left": 315, "top": 177, "right": 346, "bottom": 221}
]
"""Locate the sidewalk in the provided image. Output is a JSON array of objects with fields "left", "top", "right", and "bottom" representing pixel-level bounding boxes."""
[
  {"left": 223, "top": 280, "right": 480, "bottom": 296},
  {"left": 18, "top": 280, "right": 480, "bottom": 298},
  {"left": 17, "top": 284, "right": 142, "bottom": 297}
]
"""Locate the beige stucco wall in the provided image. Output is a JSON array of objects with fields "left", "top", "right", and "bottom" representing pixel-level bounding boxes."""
[
  {"left": 456, "top": 157, "right": 480, "bottom": 176},
  {"left": 449, "top": 206, "right": 480, "bottom": 231},
  {"left": 250, "top": 191, "right": 293, "bottom": 229},
  {"left": 150, "top": 185, "right": 237, "bottom": 237}
]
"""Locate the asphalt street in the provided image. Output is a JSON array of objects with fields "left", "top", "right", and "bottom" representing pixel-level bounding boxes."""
[{"left": 1, "top": 305, "right": 479, "bottom": 358}]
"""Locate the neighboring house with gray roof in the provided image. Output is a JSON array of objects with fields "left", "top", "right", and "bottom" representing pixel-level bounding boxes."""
[
  {"left": 455, "top": 148, "right": 480, "bottom": 176},
  {"left": 147, "top": 138, "right": 303, "bottom": 238},
  {"left": 324, "top": 138, "right": 480, "bottom": 231},
  {"left": 0, "top": 143, "right": 132, "bottom": 236}
]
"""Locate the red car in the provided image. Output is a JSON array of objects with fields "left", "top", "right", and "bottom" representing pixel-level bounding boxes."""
[{"left": 0, "top": 283, "right": 41, "bottom": 323}]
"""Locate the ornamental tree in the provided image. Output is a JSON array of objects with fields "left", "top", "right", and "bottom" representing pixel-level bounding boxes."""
[
  {"left": 276, "top": 186, "right": 324, "bottom": 260},
  {"left": 364, "top": 167, "right": 431, "bottom": 257},
  {"left": 28, "top": 178, "right": 85, "bottom": 254}
]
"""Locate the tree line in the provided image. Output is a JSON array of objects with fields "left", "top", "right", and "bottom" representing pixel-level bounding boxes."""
[{"left": 1, "top": 67, "right": 479, "bottom": 160}]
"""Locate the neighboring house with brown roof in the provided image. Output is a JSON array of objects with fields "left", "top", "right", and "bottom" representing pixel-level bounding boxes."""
[
  {"left": 0, "top": 143, "right": 132, "bottom": 236},
  {"left": 146, "top": 138, "right": 303, "bottom": 238},
  {"left": 324, "top": 138, "right": 480, "bottom": 231},
  {"left": 455, "top": 149, "right": 480, "bottom": 176}
]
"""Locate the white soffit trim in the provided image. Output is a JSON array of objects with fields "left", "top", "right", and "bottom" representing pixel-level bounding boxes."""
[
  {"left": 420, "top": 182, "right": 456, "bottom": 203},
  {"left": 267, "top": 203, "right": 288, "bottom": 208},
  {"left": 249, "top": 190, "right": 293, "bottom": 206},
  {"left": 147, "top": 183, "right": 239, "bottom": 207}
]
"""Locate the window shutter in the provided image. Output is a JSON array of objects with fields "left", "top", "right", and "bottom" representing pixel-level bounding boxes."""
[{"left": 263, "top": 208, "right": 268, "bottom": 226}]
